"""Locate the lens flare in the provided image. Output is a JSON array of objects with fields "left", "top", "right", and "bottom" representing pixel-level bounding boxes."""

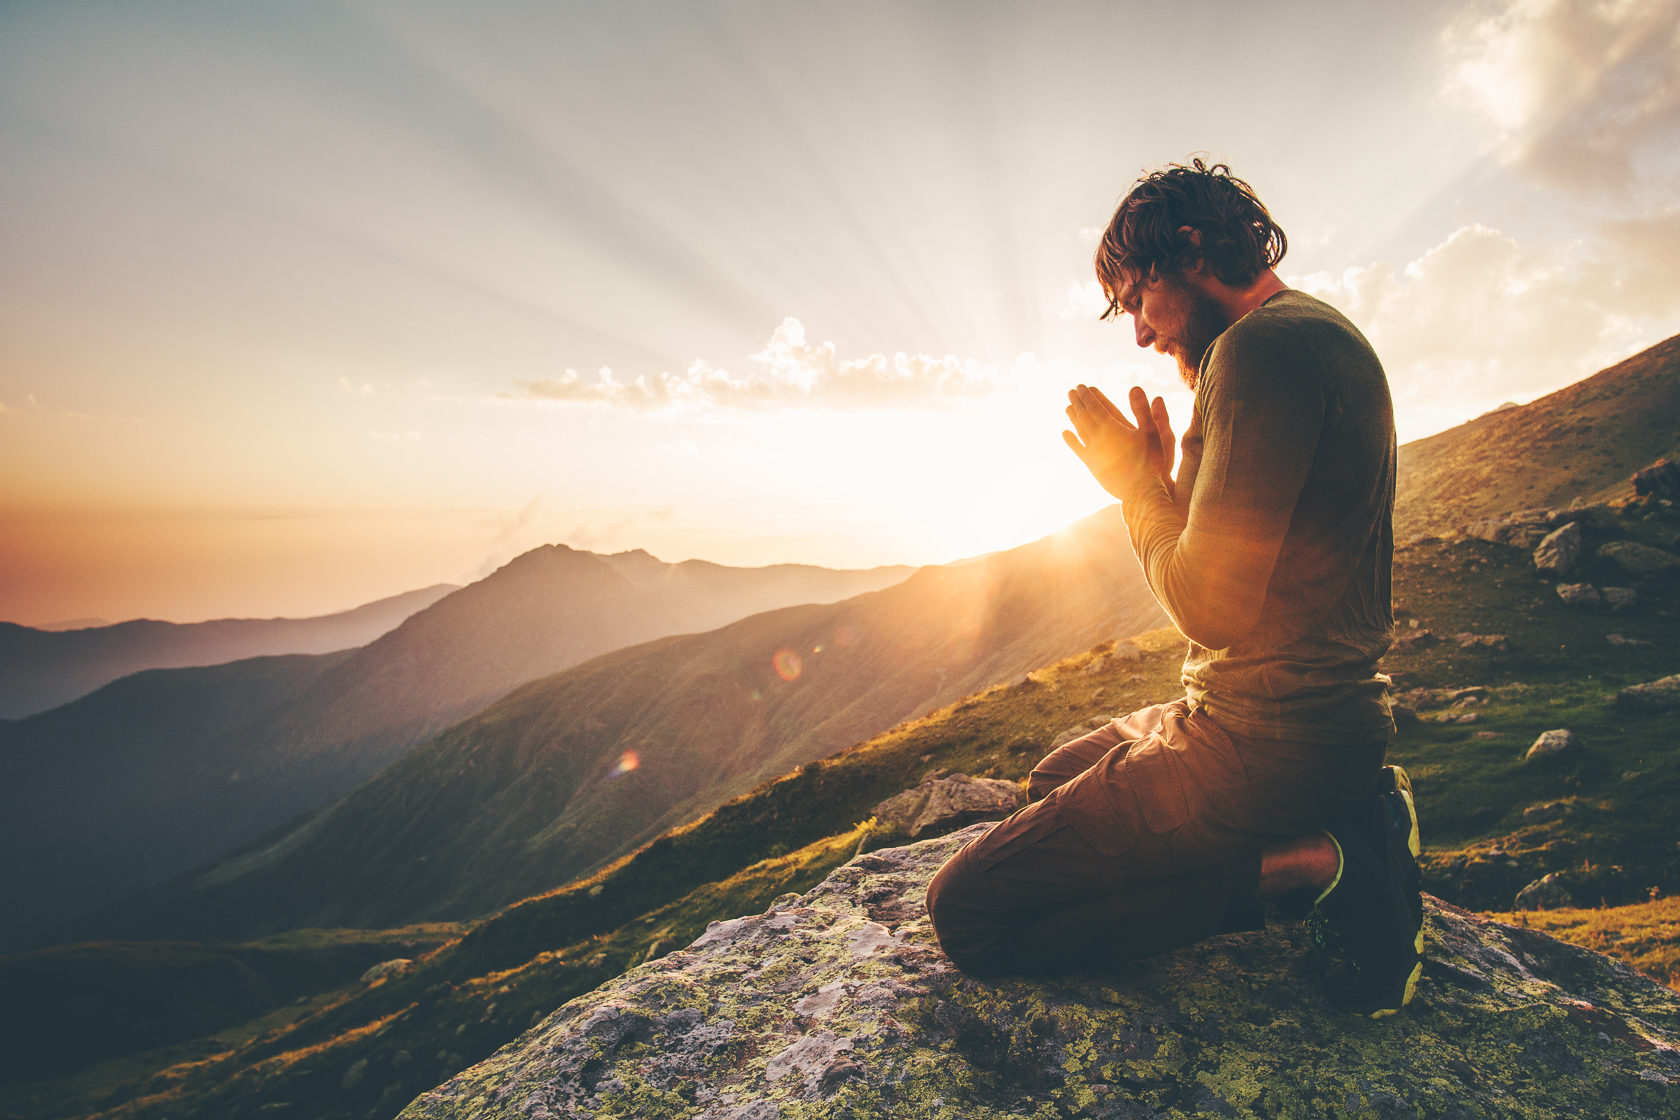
[
  {"left": 773, "top": 648, "right": 803, "bottom": 681},
  {"left": 604, "top": 750, "right": 639, "bottom": 780}
]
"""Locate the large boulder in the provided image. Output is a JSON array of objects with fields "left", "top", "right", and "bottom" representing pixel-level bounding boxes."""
[
  {"left": 1598, "top": 540, "right": 1680, "bottom": 574},
  {"left": 399, "top": 826, "right": 1680, "bottom": 1120},
  {"left": 1533, "top": 522, "right": 1583, "bottom": 576},
  {"left": 1616, "top": 675, "right": 1680, "bottom": 713},
  {"left": 870, "top": 774, "right": 1023, "bottom": 839}
]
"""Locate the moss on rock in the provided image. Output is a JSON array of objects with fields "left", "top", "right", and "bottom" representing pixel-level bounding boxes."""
[{"left": 400, "top": 825, "right": 1679, "bottom": 1120}]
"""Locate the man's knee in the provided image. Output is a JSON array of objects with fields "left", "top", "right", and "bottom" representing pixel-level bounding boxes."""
[{"left": 926, "top": 845, "right": 1015, "bottom": 975}]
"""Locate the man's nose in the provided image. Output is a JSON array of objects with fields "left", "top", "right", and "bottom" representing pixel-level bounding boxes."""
[{"left": 1134, "top": 316, "right": 1154, "bottom": 349}]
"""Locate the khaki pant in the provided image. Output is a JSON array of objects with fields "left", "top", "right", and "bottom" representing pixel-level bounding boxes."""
[{"left": 925, "top": 700, "right": 1385, "bottom": 974}]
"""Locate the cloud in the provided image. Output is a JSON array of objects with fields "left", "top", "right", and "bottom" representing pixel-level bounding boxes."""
[
  {"left": 504, "top": 319, "right": 1016, "bottom": 413},
  {"left": 1444, "top": 0, "right": 1680, "bottom": 196},
  {"left": 1060, "top": 279, "right": 1110, "bottom": 319},
  {"left": 1292, "top": 223, "right": 1672, "bottom": 429}
]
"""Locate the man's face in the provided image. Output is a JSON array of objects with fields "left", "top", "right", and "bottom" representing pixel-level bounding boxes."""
[{"left": 1114, "top": 267, "right": 1229, "bottom": 389}]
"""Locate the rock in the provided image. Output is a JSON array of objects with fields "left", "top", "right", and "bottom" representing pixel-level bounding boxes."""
[
  {"left": 1392, "top": 628, "right": 1439, "bottom": 651},
  {"left": 1514, "top": 872, "right": 1575, "bottom": 911},
  {"left": 1526, "top": 729, "right": 1583, "bottom": 761},
  {"left": 398, "top": 825, "right": 1680, "bottom": 1120},
  {"left": 1556, "top": 582, "right": 1602, "bottom": 608},
  {"left": 1049, "top": 725, "right": 1087, "bottom": 749},
  {"left": 1448, "top": 686, "right": 1490, "bottom": 702},
  {"left": 1533, "top": 522, "right": 1583, "bottom": 576},
  {"left": 1598, "top": 540, "right": 1680, "bottom": 573},
  {"left": 1606, "top": 634, "right": 1654, "bottom": 648},
  {"left": 1473, "top": 731, "right": 1504, "bottom": 739},
  {"left": 1560, "top": 501, "right": 1620, "bottom": 531},
  {"left": 360, "top": 959, "right": 414, "bottom": 985},
  {"left": 343, "top": 1058, "right": 369, "bottom": 1090},
  {"left": 1464, "top": 518, "right": 1546, "bottom": 548},
  {"left": 1616, "top": 674, "right": 1680, "bottom": 713},
  {"left": 1603, "top": 587, "right": 1638, "bottom": 611},
  {"left": 1633, "top": 457, "right": 1680, "bottom": 500},
  {"left": 870, "top": 774, "right": 1022, "bottom": 839},
  {"left": 1523, "top": 801, "right": 1567, "bottom": 822},
  {"left": 1454, "top": 633, "right": 1508, "bottom": 651},
  {"left": 1455, "top": 711, "right": 1479, "bottom": 724},
  {"left": 1085, "top": 715, "right": 1112, "bottom": 729}
]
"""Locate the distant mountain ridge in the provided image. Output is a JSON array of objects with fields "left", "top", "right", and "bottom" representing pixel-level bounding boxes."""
[
  {"left": 5, "top": 550, "right": 911, "bottom": 951},
  {"left": 0, "top": 584, "right": 459, "bottom": 719},
  {"left": 59, "top": 506, "right": 1168, "bottom": 943},
  {"left": 1395, "top": 332, "right": 1680, "bottom": 539}
]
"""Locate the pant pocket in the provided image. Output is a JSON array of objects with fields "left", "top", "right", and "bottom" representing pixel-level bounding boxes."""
[{"left": 971, "top": 801, "right": 1067, "bottom": 871}]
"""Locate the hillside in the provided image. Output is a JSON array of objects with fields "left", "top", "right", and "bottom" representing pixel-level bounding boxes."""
[
  {"left": 58, "top": 507, "right": 1167, "bottom": 945},
  {"left": 14, "top": 485, "right": 1680, "bottom": 1120},
  {"left": 1394, "top": 332, "right": 1680, "bottom": 538},
  {"left": 0, "top": 585, "right": 457, "bottom": 719},
  {"left": 5, "top": 549, "right": 907, "bottom": 954},
  {"left": 0, "top": 652, "right": 355, "bottom": 951}
]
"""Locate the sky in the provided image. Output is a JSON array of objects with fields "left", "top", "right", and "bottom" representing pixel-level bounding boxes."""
[{"left": 3, "top": 0, "right": 1678, "bottom": 625}]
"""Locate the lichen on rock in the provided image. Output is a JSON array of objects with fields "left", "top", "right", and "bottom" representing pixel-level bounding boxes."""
[{"left": 399, "top": 825, "right": 1680, "bottom": 1120}]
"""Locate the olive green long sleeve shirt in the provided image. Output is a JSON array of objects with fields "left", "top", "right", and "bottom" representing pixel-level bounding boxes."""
[{"left": 1119, "top": 290, "right": 1396, "bottom": 745}]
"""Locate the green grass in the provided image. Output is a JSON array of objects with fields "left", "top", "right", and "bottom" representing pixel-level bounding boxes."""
[{"left": 1381, "top": 506, "right": 1680, "bottom": 910}]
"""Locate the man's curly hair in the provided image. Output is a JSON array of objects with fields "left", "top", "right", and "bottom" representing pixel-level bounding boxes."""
[{"left": 1094, "top": 158, "right": 1287, "bottom": 320}]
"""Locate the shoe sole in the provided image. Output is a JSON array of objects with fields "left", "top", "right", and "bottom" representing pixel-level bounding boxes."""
[
  {"left": 1381, "top": 765, "right": 1425, "bottom": 957},
  {"left": 1367, "top": 960, "right": 1423, "bottom": 1019},
  {"left": 1380, "top": 765, "right": 1420, "bottom": 858}
]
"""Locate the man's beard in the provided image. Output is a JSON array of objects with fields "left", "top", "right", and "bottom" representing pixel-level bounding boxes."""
[{"left": 1173, "top": 290, "right": 1228, "bottom": 390}]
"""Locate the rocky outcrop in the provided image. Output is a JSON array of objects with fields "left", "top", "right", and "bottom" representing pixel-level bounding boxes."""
[
  {"left": 1556, "top": 582, "right": 1602, "bottom": 607},
  {"left": 400, "top": 825, "right": 1680, "bottom": 1120},
  {"left": 1617, "top": 675, "right": 1680, "bottom": 713},
  {"left": 869, "top": 775, "right": 1023, "bottom": 840}
]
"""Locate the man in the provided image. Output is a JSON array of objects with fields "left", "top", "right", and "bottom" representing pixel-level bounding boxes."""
[{"left": 926, "top": 159, "right": 1423, "bottom": 1017}]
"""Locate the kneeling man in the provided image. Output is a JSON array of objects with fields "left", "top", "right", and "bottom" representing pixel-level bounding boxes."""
[{"left": 927, "top": 160, "right": 1422, "bottom": 1017}]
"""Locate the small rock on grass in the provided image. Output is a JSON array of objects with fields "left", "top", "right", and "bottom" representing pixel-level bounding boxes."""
[
  {"left": 1555, "top": 583, "right": 1601, "bottom": 608},
  {"left": 1616, "top": 674, "right": 1680, "bottom": 712},
  {"left": 1526, "top": 729, "right": 1582, "bottom": 761},
  {"left": 1602, "top": 587, "right": 1637, "bottom": 611},
  {"left": 1514, "top": 872, "right": 1574, "bottom": 911}
]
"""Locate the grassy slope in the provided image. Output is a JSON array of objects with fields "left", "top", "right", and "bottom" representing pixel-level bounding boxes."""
[
  {"left": 12, "top": 485, "right": 1680, "bottom": 1120},
  {"left": 1379, "top": 505, "right": 1680, "bottom": 911},
  {"left": 1393, "top": 331, "right": 1680, "bottom": 538}
]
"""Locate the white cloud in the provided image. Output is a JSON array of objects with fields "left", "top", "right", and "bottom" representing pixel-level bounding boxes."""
[
  {"left": 1060, "top": 279, "right": 1110, "bottom": 319},
  {"left": 505, "top": 318, "right": 1017, "bottom": 413},
  {"left": 1292, "top": 222, "right": 1678, "bottom": 438},
  {"left": 1445, "top": 0, "right": 1680, "bottom": 196}
]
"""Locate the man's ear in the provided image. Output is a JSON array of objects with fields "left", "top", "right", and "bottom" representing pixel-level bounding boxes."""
[{"left": 1177, "top": 226, "right": 1206, "bottom": 274}]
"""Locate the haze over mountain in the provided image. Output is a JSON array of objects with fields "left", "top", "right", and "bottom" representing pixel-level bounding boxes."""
[
  {"left": 2, "top": 551, "right": 909, "bottom": 951},
  {"left": 1395, "top": 333, "right": 1680, "bottom": 539},
  {"left": 0, "top": 584, "right": 458, "bottom": 719},
  {"left": 61, "top": 506, "right": 1166, "bottom": 944},
  {"left": 0, "top": 652, "right": 355, "bottom": 951}
]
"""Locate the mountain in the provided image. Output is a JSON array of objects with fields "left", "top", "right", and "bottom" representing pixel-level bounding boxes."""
[
  {"left": 60, "top": 506, "right": 1167, "bottom": 944},
  {"left": 1395, "top": 332, "right": 1680, "bottom": 538},
  {"left": 0, "top": 585, "right": 459, "bottom": 719},
  {"left": 4, "top": 550, "right": 911, "bottom": 952},
  {"left": 0, "top": 652, "right": 355, "bottom": 952}
]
